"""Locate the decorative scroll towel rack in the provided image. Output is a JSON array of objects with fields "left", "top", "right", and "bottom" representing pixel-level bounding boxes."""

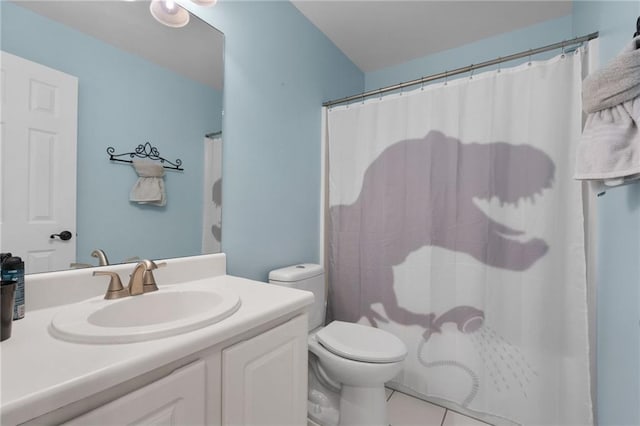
[{"left": 107, "top": 142, "right": 184, "bottom": 171}]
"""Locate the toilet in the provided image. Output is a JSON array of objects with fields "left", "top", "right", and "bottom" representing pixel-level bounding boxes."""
[{"left": 269, "top": 264, "right": 407, "bottom": 426}]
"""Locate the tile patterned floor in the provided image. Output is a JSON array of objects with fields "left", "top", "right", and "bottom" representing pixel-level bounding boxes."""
[
  {"left": 309, "top": 388, "right": 492, "bottom": 426},
  {"left": 386, "top": 389, "right": 491, "bottom": 426}
]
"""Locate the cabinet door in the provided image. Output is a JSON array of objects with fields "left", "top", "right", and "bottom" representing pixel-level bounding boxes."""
[
  {"left": 63, "top": 360, "right": 206, "bottom": 425},
  {"left": 222, "top": 314, "right": 308, "bottom": 426}
]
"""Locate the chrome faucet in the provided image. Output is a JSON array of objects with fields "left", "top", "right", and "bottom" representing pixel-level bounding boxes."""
[
  {"left": 92, "top": 260, "right": 166, "bottom": 299},
  {"left": 91, "top": 249, "right": 110, "bottom": 266},
  {"left": 127, "top": 259, "right": 165, "bottom": 296}
]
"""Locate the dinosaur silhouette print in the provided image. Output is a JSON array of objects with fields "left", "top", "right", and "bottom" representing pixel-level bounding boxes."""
[{"left": 328, "top": 130, "right": 555, "bottom": 329}]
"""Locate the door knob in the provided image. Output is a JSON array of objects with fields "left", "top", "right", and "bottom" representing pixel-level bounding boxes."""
[{"left": 50, "top": 231, "right": 73, "bottom": 241}]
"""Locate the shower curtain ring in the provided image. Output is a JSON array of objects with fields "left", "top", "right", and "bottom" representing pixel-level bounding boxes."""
[
  {"left": 444, "top": 70, "right": 448, "bottom": 86},
  {"left": 561, "top": 41, "right": 566, "bottom": 58},
  {"left": 421, "top": 77, "right": 425, "bottom": 91},
  {"left": 361, "top": 92, "right": 365, "bottom": 104},
  {"left": 378, "top": 88, "right": 383, "bottom": 101},
  {"left": 497, "top": 58, "right": 502, "bottom": 73},
  {"left": 469, "top": 67, "right": 475, "bottom": 80},
  {"left": 528, "top": 49, "right": 533, "bottom": 66}
]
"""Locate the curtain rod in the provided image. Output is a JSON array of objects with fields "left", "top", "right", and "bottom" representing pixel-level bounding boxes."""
[
  {"left": 323, "top": 31, "right": 599, "bottom": 108},
  {"left": 205, "top": 131, "right": 222, "bottom": 138}
]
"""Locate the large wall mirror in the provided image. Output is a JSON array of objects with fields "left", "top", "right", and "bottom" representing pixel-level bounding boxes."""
[{"left": 1, "top": 1, "right": 224, "bottom": 274}]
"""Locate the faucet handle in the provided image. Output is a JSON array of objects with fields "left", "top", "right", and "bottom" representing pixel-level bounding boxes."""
[
  {"left": 93, "top": 271, "right": 129, "bottom": 299},
  {"left": 70, "top": 262, "right": 93, "bottom": 269},
  {"left": 142, "top": 260, "right": 166, "bottom": 270},
  {"left": 142, "top": 261, "right": 166, "bottom": 293}
]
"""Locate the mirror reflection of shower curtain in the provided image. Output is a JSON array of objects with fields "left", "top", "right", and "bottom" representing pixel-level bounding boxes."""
[
  {"left": 202, "top": 135, "right": 222, "bottom": 254},
  {"left": 326, "top": 47, "right": 593, "bottom": 426}
]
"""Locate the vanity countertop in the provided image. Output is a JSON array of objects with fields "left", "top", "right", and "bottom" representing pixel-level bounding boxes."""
[{"left": 0, "top": 274, "right": 313, "bottom": 425}]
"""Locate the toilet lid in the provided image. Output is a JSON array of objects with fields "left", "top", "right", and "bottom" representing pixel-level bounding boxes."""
[{"left": 316, "top": 321, "right": 407, "bottom": 363}]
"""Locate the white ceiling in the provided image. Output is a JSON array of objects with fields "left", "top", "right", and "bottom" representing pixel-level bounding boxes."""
[
  {"left": 13, "top": 1, "right": 224, "bottom": 90},
  {"left": 292, "top": 1, "right": 572, "bottom": 72},
  {"left": 16, "top": 1, "right": 572, "bottom": 87}
]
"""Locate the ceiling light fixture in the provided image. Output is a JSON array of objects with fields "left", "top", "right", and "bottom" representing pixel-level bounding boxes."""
[{"left": 149, "top": 0, "right": 190, "bottom": 28}]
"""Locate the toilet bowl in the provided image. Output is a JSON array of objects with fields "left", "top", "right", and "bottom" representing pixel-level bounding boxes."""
[
  {"left": 269, "top": 264, "right": 407, "bottom": 426},
  {"left": 308, "top": 321, "right": 406, "bottom": 425}
]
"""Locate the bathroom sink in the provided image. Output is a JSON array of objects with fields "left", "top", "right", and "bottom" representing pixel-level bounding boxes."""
[{"left": 50, "top": 286, "right": 241, "bottom": 344}]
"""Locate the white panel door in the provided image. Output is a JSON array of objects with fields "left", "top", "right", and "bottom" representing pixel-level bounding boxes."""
[
  {"left": 0, "top": 51, "right": 78, "bottom": 273},
  {"left": 62, "top": 360, "right": 206, "bottom": 425},
  {"left": 222, "top": 314, "right": 308, "bottom": 426}
]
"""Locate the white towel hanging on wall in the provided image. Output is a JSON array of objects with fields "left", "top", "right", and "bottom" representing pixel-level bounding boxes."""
[
  {"left": 575, "top": 36, "right": 640, "bottom": 186},
  {"left": 129, "top": 160, "right": 166, "bottom": 206}
]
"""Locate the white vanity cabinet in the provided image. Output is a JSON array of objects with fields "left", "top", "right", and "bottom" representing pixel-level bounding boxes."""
[
  {"left": 2, "top": 265, "right": 315, "bottom": 426},
  {"left": 222, "top": 311, "right": 308, "bottom": 425},
  {"left": 62, "top": 360, "right": 207, "bottom": 425},
  {"left": 54, "top": 314, "right": 307, "bottom": 426}
]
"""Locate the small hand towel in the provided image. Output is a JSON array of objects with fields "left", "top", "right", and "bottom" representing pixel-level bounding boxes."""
[
  {"left": 574, "top": 37, "right": 640, "bottom": 182},
  {"left": 130, "top": 160, "right": 166, "bottom": 206}
]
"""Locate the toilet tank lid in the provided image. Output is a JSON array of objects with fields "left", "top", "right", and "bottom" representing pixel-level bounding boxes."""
[{"left": 269, "top": 264, "right": 324, "bottom": 282}]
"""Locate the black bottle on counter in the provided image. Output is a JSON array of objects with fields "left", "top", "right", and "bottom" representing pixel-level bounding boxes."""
[
  {"left": 0, "top": 253, "right": 12, "bottom": 265},
  {"left": 1, "top": 256, "right": 24, "bottom": 320}
]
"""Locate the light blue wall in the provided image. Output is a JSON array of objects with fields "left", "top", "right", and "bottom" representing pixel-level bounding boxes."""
[
  {"left": 186, "top": 1, "right": 364, "bottom": 280},
  {"left": 2, "top": 2, "right": 222, "bottom": 265},
  {"left": 573, "top": 2, "right": 640, "bottom": 425}
]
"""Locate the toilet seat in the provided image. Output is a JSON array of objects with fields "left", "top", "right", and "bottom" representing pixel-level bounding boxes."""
[{"left": 316, "top": 321, "right": 407, "bottom": 363}]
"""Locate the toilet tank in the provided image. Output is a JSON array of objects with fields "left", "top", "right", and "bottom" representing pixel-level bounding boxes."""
[{"left": 269, "top": 264, "right": 325, "bottom": 330}]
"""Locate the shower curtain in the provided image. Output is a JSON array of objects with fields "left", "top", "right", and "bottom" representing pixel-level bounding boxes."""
[
  {"left": 326, "top": 48, "right": 592, "bottom": 425},
  {"left": 202, "top": 135, "right": 222, "bottom": 254}
]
